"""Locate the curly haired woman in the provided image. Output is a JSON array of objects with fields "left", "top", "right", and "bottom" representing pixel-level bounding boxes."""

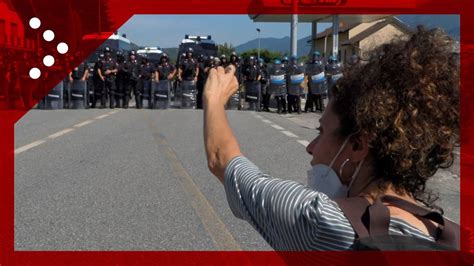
[{"left": 203, "top": 26, "right": 459, "bottom": 251}]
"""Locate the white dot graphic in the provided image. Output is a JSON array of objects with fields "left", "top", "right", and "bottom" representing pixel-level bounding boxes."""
[
  {"left": 43, "top": 55, "right": 55, "bottom": 67},
  {"left": 43, "top": 30, "right": 55, "bottom": 42},
  {"left": 29, "top": 17, "right": 41, "bottom": 29},
  {"left": 57, "top": 42, "right": 69, "bottom": 54},
  {"left": 29, "top": 68, "right": 41, "bottom": 79}
]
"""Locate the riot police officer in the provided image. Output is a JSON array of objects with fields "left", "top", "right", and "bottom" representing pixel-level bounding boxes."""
[
  {"left": 178, "top": 48, "right": 199, "bottom": 108},
  {"left": 220, "top": 54, "right": 229, "bottom": 68},
  {"left": 178, "top": 47, "right": 199, "bottom": 82},
  {"left": 137, "top": 56, "right": 157, "bottom": 109},
  {"left": 242, "top": 56, "right": 261, "bottom": 111},
  {"left": 91, "top": 53, "right": 106, "bottom": 108},
  {"left": 229, "top": 52, "right": 241, "bottom": 83},
  {"left": 196, "top": 54, "right": 207, "bottom": 109},
  {"left": 122, "top": 50, "right": 140, "bottom": 109},
  {"left": 286, "top": 55, "right": 304, "bottom": 114},
  {"left": 305, "top": 51, "right": 325, "bottom": 112},
  {"left": 282, "top": 56, "right": 289, "bottom": 69},
  {"left": 100, "top": 46, "right": 118, "bottom": 108},
  {"left": 269, "top": 59, "right": 287, "bottom": 114},
  {"left": 258, "top": 58, "right": 270, "bottom": 112},
  {"left": 115, "top": 51, "right": 126, "bottom": 108},
  {"left": 154, "top": 53, "right": 175, "bottom": 109},
  {"left": 68, "top": 60, "right": 89, "bottom": 108},
  {"left": 325, "top": 55, "right": 343, "bottom": 100}
]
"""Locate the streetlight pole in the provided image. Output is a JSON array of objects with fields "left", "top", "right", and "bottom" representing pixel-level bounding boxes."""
[{"left": 256, "top": 28, "right": 261, "bottom": 61}]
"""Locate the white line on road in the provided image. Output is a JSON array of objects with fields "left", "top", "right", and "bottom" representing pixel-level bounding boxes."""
[
  {"left": 297, "top": 140, "right": 310, "bottom": 147},
  {"left": 108, "top": 110, "right": 119, "bottom": 115},
  {"left": 73, "top": 120, "right": 94, "bottom": 128},
  {"left": 47, "top": 128, "right": 75, "bottom": 139},
  {"left": 95, "top": 114, "right": 109, "bottom": 120},
  {"left": 16, "top": 111, "right": 120, "bottom": 155},
  {"left": 254, "top": 115, "right": 262, "bottom": 119},
  {"left": 271, "top": 124, "right": 284, "bottom": 130},
  {"left": 281, "top": 131, "right": 298, "bottom": 138},
  {"left": 15, "top": 140, "right": 46, "bottom": 154},
  {"left": 262, "top": 119, "right": 272, "bottom": 124}
]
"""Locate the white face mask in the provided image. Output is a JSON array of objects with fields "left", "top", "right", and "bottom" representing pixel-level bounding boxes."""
[{"left": 307, "top": 136, "right": 364, "bottom": 199}]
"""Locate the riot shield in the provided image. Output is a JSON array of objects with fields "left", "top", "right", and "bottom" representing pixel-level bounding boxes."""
[
  {"left": 288, "top": 73, "right": 304, "bottom": 96},
  {"left": 152, "top": 80, "right": 171, "bottom": 109},
  {"left": 269, "top": 73, "right": 287, "bottom": 96},
  {"left": 141, "top": 80, "right": 153, "bottom": 109},
  {"left": 38, "top": 81, "right": 63, "bottom": 109},
  {"left": 180, "top": 80, "right": 197, "bottom": 109},
  {"left": 245, "top": 81, "right": 261, "bottom": 111},
  {"left": 310, "top": 72, "right": 327, "bottom": 95},
  {"left": 70, "top": 80, "right": 89, "bottom": 109}
]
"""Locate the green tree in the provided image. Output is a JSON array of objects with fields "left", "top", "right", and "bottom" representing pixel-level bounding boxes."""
[
  {"left": 218, "top": 42, "right": 235, "bottom": 57},
  {"left": 240, "top": 48, "right": 283, "bottom": 63}
]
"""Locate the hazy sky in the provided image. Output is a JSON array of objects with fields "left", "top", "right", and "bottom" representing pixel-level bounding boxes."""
[{"left": 118, "top": 15, "right": 331, "bottom": 48}]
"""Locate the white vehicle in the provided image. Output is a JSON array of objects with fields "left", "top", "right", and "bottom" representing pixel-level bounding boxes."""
[{"left": 137, "top": 47, "right": 164, "bottom": 64}]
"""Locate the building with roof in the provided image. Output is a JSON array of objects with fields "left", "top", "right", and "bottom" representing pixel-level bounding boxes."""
[{"left": 312, "top": 17, "right": 412, "bottom": 63}]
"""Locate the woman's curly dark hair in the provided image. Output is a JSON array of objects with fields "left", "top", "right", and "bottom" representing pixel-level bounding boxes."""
[{"left": 332, "top": 26, "right": 459, "bottom": 210}]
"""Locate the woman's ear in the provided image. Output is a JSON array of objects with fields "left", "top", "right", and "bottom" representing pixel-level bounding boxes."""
[{"left": 350, "top": 132, "right": 370, "bottom": 162}]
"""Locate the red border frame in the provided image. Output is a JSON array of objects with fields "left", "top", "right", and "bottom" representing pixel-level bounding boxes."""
[{"left": 1, "top": 0, "right": 473, "bottom": 264}]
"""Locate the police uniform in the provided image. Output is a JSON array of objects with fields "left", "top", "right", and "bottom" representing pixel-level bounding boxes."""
[
  {"left": 69, "top": 62, "right": 89, "bottom": 108},
  {"left": 138, "top": 60, "right": 156, "bottom": 109},
  {"left": 115, "top": 52, "right": 126, "bottom": 108},
  {"left": 259, "top": 61, "right": 270, "bottom": 112},
  {"left": 269, "top": 60, "right": 287, "bottom": 114},
  {"left": 325, "top": 56, "right": 343, "bottom": 100},
  {"left": 122, "top": 51, "right": 140, "bottom": 108},
  {"left": 196, "top": 56, "right": 207, "bottom": 109},
  {"left": 155, "top": 54, "right": 175, "bottom": 108},
  {"left": 242, "top": 57, "right": 261, "bottom": 111},
  {"left": 101, "top": 54, "right": 118, "bottom": 108},
  {"left": 286, "top": 57, "right": 304, "bottom": 114},
  {"left": 91, "top": 55, "right": 106, "bottom": 108},
  {"left": 306, "top": 53, "right": 326, "bottom": 112}
]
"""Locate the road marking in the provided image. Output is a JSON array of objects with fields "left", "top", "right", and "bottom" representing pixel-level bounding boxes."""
[
  {"left": 144, "top": 112, "right": 242, "bottom": 251},
  {"left": 95, "top": 114, "right": 109, "bottom": 120},
  {"left": 15, "top": 111, "right": 119, "bottom": 155},
  {"left": 281, "top": 131, "right": 298, "bottom": 138},
  {"left": 297, "top": 140, "right": 310, "bottom": 147},
  {"left": 271, "top": 124, "right": 284, "bottom": 130},
  {"left": 254, "top": 115, "right": 262, "bottom": 119},
  {"left": 73, "top": 120, "right": 94, "bottom": 128},
  {"left": 108, "top": 110, "right": 119, "bottom": 115},
  {"left": 262, "top": 119, "right": 272, "bottom": 124},
  {"left": 47, "top": 128, "right": 75, "bottom": 139},
  {"left": 15, "top": 140, "right": 46, "bottom": 154}
]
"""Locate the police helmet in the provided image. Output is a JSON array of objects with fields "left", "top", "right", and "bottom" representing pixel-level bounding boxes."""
[
  {"left": 161, "top": 53, "right": 169, "bottom": 59},
  {"left": 274, "top": 59, "right": 282, "bottom": 65},
  {"left": 258, "top": 58, "right": 264, "bottom": 64},
  {"left": 282, "top": 56, "right": 289, "bottom": 62},
  {"left": 99, "top": 53, "right": 105, "bottom": 59},
  {"left": 129, "top": 50, "right": 136, "bottom": 57},
  {"left": 328, "top": 55, "right": 337, "bottom": 62},
  {"left": 313, "top": 51, "right": 321, "bottom": 57},
  {"left": 220, "top": 54, "right": 227, "bottom": 59},
  {"left": 186, "top": 47, "right": 193, "bottom": 54},
  {"left": 290, "top": 55, "right": 297, "bottom": 62},
  {"left": 104, "top": 46, "right": 111, "bottom": 54}
]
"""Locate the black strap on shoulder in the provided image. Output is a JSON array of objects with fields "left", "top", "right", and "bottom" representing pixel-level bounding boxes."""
[
  {"left": 336, "top": 195, "right": 460, "bottom": 250},
  {"left": 378, "top": 195, "right": 459, "bottom": 249},
  {"left": 334, "top": 197, "right": 371, "bottom": 238}
]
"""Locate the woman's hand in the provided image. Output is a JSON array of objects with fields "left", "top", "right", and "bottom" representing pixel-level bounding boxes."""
[
  {"left": 203, "top": 65, "right": 242, "bottom": 182},
  {"left": 203, "top": 65, "right": 239, "bottom": 107}
]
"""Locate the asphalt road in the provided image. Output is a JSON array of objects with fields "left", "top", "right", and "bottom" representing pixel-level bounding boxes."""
[{"left": 14, "top": 106, "right": 460, "bottom": 251}]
